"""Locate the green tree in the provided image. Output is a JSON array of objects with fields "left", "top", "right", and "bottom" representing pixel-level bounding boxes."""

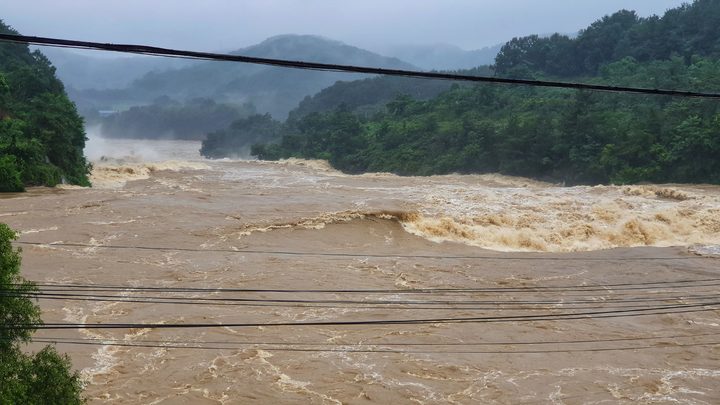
[
  {"left": 200, "top": 113, "right": 282, "bottom": 158},
  {"left": 0, "top": 223, "right": 84, "bottom": 404},
  {"left": 0, "top": 19, "right": 90, "bottom": 191}
]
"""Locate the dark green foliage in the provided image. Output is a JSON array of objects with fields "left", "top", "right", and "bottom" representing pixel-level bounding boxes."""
[
  {"left": 253, "top": 56, "right": 720, "bottom": 185},
  {"left": 0, "top": 346, "right": 84, "bottom": 405},
  {"left": 0, "top": 223, "right": 85, "bottom": 404},
  {"left": 251, "top": 110, "right": 364, "bottom": 171},
  {"left": 251, "top": 1, "right": 720, "bottom": 185},
  {"left": 496, "top": 0, "right": 720, "bottom": 77},
  {"left": 200, "top": 114, "right": 281, "bottom": 158},
  {"left": 0, "top": 20, "right": 90, "bottom": 191},
  {"left": 286, "top": 69, "right": 493, "bottom": 121},
  {"left": 0, "top": 224, "right": 40, "bottom": 350},
  {"left": 0, "top": 155, "right": 23, "bottom": 192},
  {"left": 99, "top": 98, "right": 256, "bottom": 140}
]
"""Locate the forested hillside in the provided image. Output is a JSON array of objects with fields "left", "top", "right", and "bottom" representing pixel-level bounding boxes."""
[
  {"left": 495, "top": 0, "right": 720, "bottom": 77},
  {"left": 287, "top": 66, "right": 493, "bottom": 120},
  {"left": 243, "top": 0, "right": 720, "bottom": 185},
  {"left": 0, "top": 20, "right": 90, "bottom": 192}
]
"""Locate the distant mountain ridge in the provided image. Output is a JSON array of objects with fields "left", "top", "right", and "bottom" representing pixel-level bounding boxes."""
[
  {"left": 40, "top": 47, "right": 191, "bottom": 90},
  {"left": 73, "top": 34, "right": 419, "bottom": 119},
  {"left": 377, "top": 43, "right": 503, "bottom": 71}
]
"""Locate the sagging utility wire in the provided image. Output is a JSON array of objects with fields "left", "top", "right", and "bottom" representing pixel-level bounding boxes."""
[
  {"left": 1, "top": 33, "right": 720, "bottom": 99},
  {"left": 28, "top": 331, "right": 720, "bottom": 347},
  {"left": 2, "top": 288, "right": 719, "bottom": 305},
  {"left": 5, "top": 276, "right": 720, "bottom": 293},
  {"left": 23, "top": 337, "right": 720, "bottom": 354},
  {"left": 12, "top": 240, "right": 713, "bottom": 261},
  {"left": 4, "top": 301, "right": 720, "bottom": 330},
  {"left": 4, "top": 291, "right": 717, "bottom": 311}
]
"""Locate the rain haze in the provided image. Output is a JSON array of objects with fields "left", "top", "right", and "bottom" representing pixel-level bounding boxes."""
[
  {"left": 4, "top": 0, "right": 687, "bottom": 52},
  {"left": 4, "top": 1, "right": 720, "bottom": 404}
]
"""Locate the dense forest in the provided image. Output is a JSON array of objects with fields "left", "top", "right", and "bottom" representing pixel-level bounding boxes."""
[
  {"left": 96, "top": 98, "right": 256, "bottom": 140},
  {"left": 494, "top": 1, "right": 720, "bottom": 77},
  {"left": 0, "top": 20, "right": 90, "bottom": 192},
  {"left": 234, "top": 0, "right": 720, "bottom": 185},
  {"left": 288, "top": 66, "right": 493, "bottom": 120}
]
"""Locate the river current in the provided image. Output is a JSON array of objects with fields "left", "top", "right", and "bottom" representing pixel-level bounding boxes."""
[{"left": 2, "top": 138, "right": 719, "bottom": 404}]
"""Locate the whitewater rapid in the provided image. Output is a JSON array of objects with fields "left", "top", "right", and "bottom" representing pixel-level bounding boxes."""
[
  {"left": 82, "top": 139, "right": 720, "bottom": 254},
  {"left": 3, "top": 138, "right": 719, "bottom": 404}
]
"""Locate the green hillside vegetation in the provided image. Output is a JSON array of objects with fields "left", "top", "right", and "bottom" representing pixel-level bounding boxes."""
[
  {"left": 288, "top": 66, "right": 493, "bottom": 120},
  {"left": 0, "top": 20, "right": 90, "bottom": 192},
  {"left": 247, "top": 1, "right": 720, "bottom": 185},
  {"left": 0, "top": 224, "right": 84, "bottom": 403},
  {"left": 98, "top": 98, "right": 256, "bottom": 140},
  {"left": 495, "top": 1, "right": 720, "bottom": 77},
  {"left": 200, "top": 67, "right": 493, "bottom": 155}
]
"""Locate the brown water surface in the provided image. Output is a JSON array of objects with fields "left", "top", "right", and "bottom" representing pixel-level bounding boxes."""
[{"left": 2, "top": 140, "right": 719, "bottom": 404}]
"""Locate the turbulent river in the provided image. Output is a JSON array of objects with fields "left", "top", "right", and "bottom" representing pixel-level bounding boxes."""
[{"left": 2, "top": 138, "right": 720, "bottom": 404}]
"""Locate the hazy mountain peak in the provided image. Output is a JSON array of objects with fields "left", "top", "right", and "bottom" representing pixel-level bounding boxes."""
[
  {"left": 68, "top": 34, "right": 418, "bottom": 119},
  {"left": 255, "top": 34, "right": 345, "bottom": 47},
  {"left": 237, "top": 34, "right": 415, "bottom": 68},
  {"left": 376, "top": 42, "right": 503, "bottom": 71}
]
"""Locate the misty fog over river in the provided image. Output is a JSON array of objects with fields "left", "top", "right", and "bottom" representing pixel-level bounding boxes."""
[{"left": 2, "top": 137, "right": 719, "bottom": 404}]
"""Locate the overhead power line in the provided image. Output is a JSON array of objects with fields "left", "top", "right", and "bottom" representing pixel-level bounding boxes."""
[
  {"left": 14, "top": 241, "right": 712, "bottom": 261},
  {"left": 5, "top": 301, "right": 719, "bottom": 330},
  {"left": 6, "top": 277, "right": 720, "bottom": 293},
  {"left": 24, "top": 337, "right": 720, "bottom": 354},
  {"left": 29, "top": 331, "right": 720, "bottom": 348},
  {"left": 4, "top": 290, "right": 716, "bottom": 311},
  {"left": 1, "top": 33, "right": 720, "bottom": 99}
]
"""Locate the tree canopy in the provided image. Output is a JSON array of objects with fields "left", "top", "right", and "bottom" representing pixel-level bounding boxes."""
[
  {"left": 0, "top": 20, "right": 90, "bottom": 192},
  {"left": 249, "top": 1, "right": 720, "bottom": 185},
  {"left": 495, "top": 0, "right": 720, "bottom": 77},
  {"left": 0, "top": 223, "right": 85, "bottom": 404}
]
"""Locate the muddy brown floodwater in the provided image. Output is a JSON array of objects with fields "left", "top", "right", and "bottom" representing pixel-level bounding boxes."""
[{"left": 1, "top": 139, "right": 719, "bottom": 404}]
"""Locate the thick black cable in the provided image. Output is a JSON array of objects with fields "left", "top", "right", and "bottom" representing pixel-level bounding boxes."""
[
  {"left": 2, "top": 33, "right": 720, "bottom": 99},
  {"left": 15, "top": 241, "right": 712, "bottom": 261},
  {"left": 7, "top": 301, "right": 720, "bottom": 330}
]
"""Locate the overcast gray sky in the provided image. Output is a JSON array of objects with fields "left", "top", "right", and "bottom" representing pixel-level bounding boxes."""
[{"left": 3, "top": 0, "right": 688, "bottom": 52}]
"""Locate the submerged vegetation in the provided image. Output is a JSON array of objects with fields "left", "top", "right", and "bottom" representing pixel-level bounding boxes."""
[
  {"left": 0, "top": 20, "right": 90, "bottom": 192},
  {"left": 212, "top": 0, "right": 720, "bottom": 185}
]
